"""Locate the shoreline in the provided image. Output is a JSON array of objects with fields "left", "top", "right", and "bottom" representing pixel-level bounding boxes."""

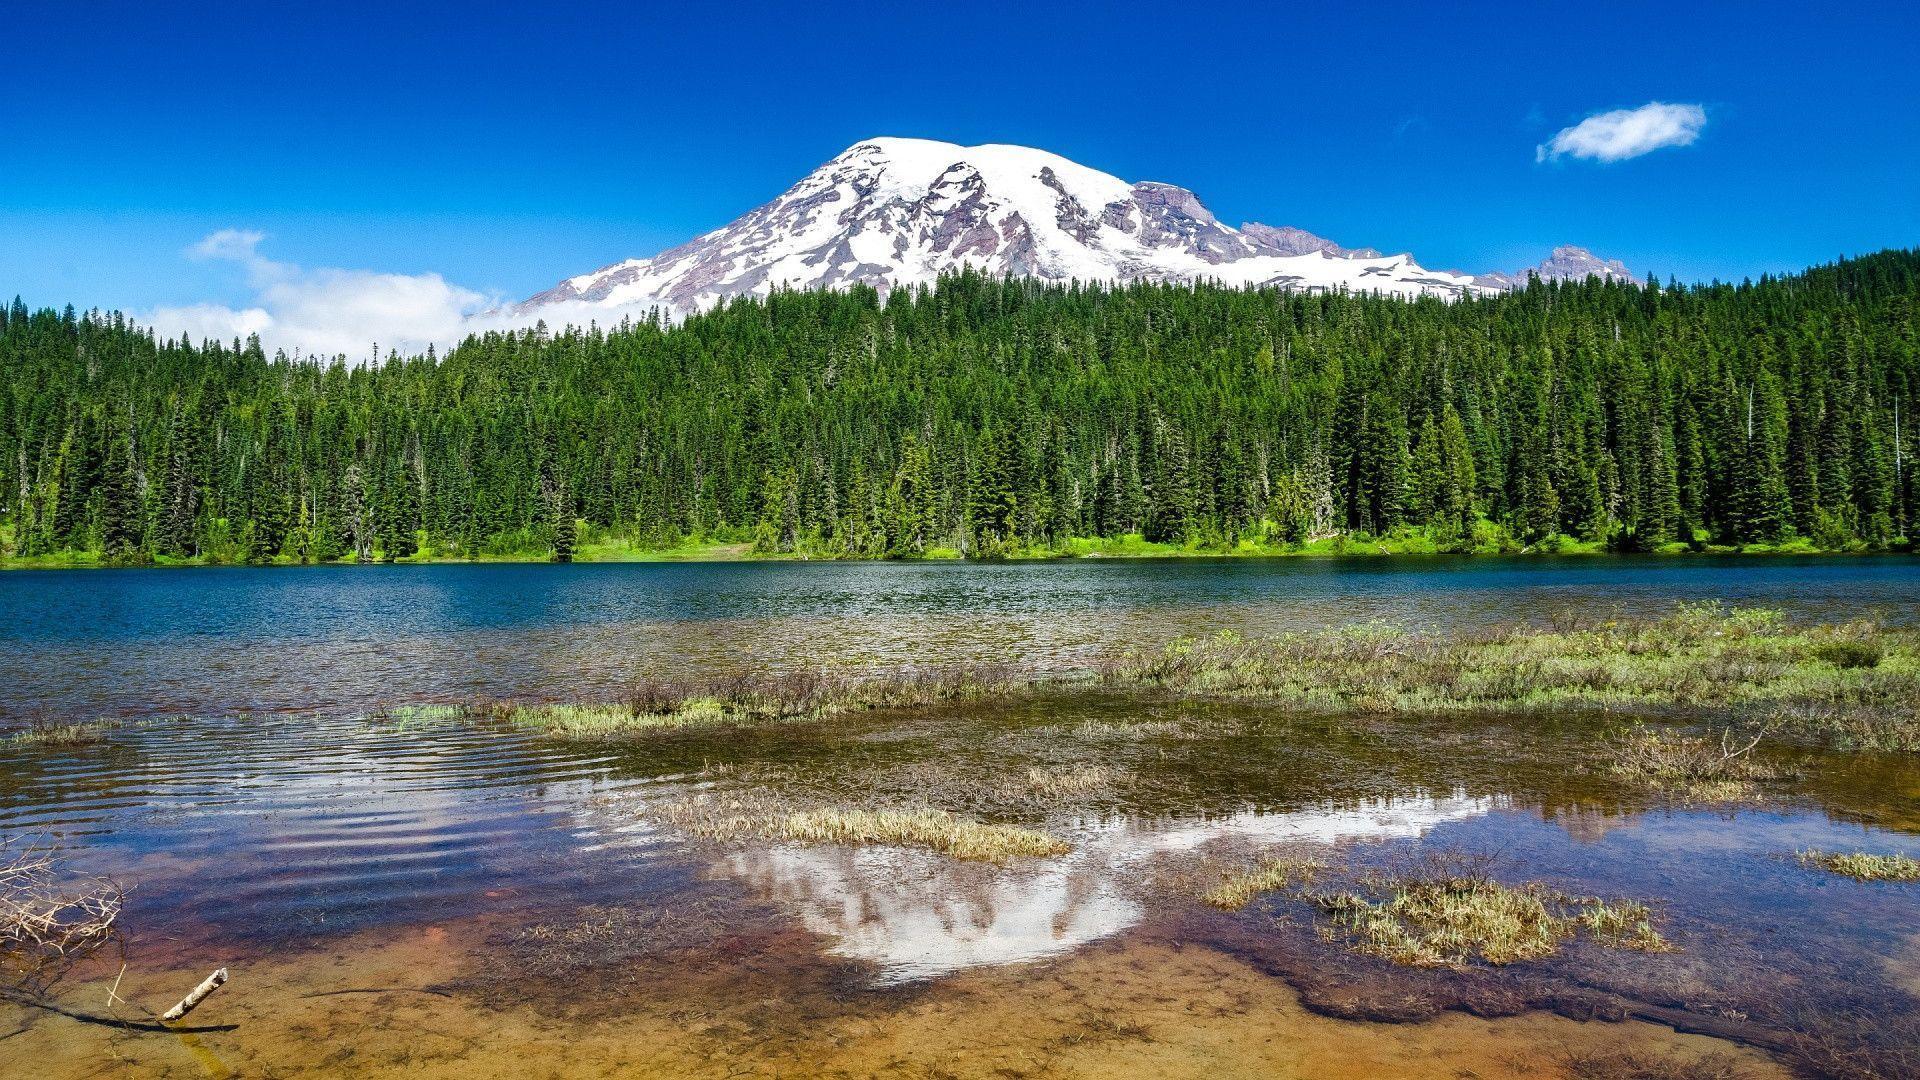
[{"left": 2, "top": 537, "right": 1912, "bottom": 571}]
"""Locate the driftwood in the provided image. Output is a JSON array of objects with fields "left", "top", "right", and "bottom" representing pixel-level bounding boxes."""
[{"left": 161, "top": 968, "right": 227, "bottom": 1022}]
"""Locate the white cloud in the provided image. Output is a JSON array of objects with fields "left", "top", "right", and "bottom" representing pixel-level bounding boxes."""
[
  {"left": 187, "top": 228, "right": 269, "bottom": 263},
  {"left": 142, "top": 232, "right": 535, "bottom": 359},
  {"left": 1536, "top": 102, "right": 1706, "bottom": 164}
]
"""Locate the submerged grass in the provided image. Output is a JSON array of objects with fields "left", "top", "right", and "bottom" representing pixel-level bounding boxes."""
[
  {"left": 1013, "top": 764, "right": 1121, "bottom": 799},
  {"left": 382, "top": 664, "right": 1022, "bottom": 739},
  {"left": 1795, "top": 849, "right": 1920, "bottom": 882},
  {"left": 1103, "top": 603, "right": 1920, "bottom": 752},
  {"left": 654, "top": 790, "right": 1070, "bottom": 863},
  {"left": 1556, "top": 1048, "right": 1763, "bottom": 1080}
]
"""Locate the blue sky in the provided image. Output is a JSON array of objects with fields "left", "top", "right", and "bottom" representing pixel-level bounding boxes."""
[{"left": 3, "top": 0, "right": 1916, "bottom": 334}]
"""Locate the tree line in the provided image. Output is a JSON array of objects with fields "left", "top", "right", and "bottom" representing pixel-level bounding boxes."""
[{"left": 1, "top": 250, "right": 1916, "bottom": 564}]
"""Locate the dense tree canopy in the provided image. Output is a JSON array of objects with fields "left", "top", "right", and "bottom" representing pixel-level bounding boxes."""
[{"left": 2, "top": 251, "right": 1916, "bottom": 564}]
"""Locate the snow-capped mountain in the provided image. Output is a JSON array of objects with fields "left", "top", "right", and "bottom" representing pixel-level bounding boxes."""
[
  {"left": 521, "top": 138, "right": 1623, "bottom": 320},
  {"left": 1472, "top": 245, "right": 1635, "bottom": 291}
]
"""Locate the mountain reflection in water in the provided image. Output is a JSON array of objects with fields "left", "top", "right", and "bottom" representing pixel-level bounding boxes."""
[{"left": 716, "top": 793, "right": 1501, "bottom": 981}]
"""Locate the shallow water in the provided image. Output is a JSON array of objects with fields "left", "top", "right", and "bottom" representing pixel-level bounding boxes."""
[
  {"left": 4, "top": 558, "right": 1920, "bottom": 1077},
  {"left": 4, "top": 692, "right": 1919, "bottom": 1077}
]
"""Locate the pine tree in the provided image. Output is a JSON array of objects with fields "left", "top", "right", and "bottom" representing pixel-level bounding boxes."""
[{"left": 100, "top": 427, "right": 142, "bottom": 561}]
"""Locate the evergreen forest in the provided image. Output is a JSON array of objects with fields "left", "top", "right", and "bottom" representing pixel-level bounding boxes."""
[{"left": 2, "top": 250, "right": 1916, "bottom": 565}]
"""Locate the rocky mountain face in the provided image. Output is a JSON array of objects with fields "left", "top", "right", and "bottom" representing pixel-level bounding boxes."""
[
  {"left": 520, "top": 139, "right": 1625, "bottom": 320},
  {"left": 1472, "top": 245, "right": 1635, "bottom": 291}
]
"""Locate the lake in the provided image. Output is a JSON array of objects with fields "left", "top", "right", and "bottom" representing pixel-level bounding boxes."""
[
  {"left": 2, "top": 556, "right": 1918, "bottom": 1078},
  {"left": 4, "top": 554, "right": 1917, "bottom": 719}
]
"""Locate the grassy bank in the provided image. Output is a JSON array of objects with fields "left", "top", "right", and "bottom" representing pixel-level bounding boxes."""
[{"left": 4, "top": 520, "right": 1910, "bottom": 568}]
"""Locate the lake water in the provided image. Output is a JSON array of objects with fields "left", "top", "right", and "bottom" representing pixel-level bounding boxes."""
[
  {"left": 3, "top": 554, "right": 1917, "bottom": 720},
  {"left": 3, "top": 556, "right": 1918, "bottom": 1078}
]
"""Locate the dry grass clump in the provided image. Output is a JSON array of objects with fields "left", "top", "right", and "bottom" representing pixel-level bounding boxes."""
[
  {"left": 1101, "top": 604, "right": 1920, "bottom": 752},
  {"left": 1305, "top": 871, "right": 1672, "bottom": 968},
  {"left": 2, "top": 838, "right": 122, "bottom": 997},
  {"left": 1606, "top": 724, "right": 1786, "bottom": 800},
  {"left": 1795, "top": 849, "right": 1920, "bottom": 882},
  {"left": 405, "top": 664, "right": 1022, "bottom": 739},
  {"left": 1203, "top": 856, "right": 1325, "bottom": 911},
  {"left": 654, "top": 791, "right": 1069, "bottom": 863}
]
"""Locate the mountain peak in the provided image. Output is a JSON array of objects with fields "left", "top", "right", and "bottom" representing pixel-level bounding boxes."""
[
  {"left": 520, "top": 140, "right": 1516, "bottom": 317},
  {"left": 1474, "top": 246, "right": 1633, "bottom": 290}
]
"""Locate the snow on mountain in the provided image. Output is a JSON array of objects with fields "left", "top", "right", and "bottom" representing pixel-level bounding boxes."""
[
  {"left": 520, "top": 138, "right": 1492, "bottom": 319},
  {"left": 1473, "top": 245, "right": 1634, "bottom": 291},
  {"left": 519, "top": 139, "right": 1631, "bottom": 321}
]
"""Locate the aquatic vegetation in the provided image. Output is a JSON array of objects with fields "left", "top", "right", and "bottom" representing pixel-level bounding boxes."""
[
  {"left": 1605, "top": 724, "right": 1786, "bottom": 801},
  {"left": 1103, "top": 604, "right": 1920, "bottom": 752},
  {"left": 371, "top": 703, "right": 470, "bottom": 730},
  {"left": 1557, "top": 1048, "right": 1762, "bottom": 1080},
  {"left": 1304, "top": 872, "right": 1671, "bottom": 968},
  {"left": 654, "top": 791, "right": 1070, "bottom": 863},
  {"left": 3, "top": 720, "right": 117, "bottom": 747},
  {"left": 1795, "top": 849, "right": 1920, "bottom": 882},
  {"left": 424, "top": 665, "right": 1025, "bottom": 739},
  {"left": 1012, "top": 764, "right": 1120, "bottom": 798},
  {"left": 1202, "top": 856, "right": 1325, "bottom": 910},
  {"left": 504, "top": 701, "right": 731, "bottom": 736}
]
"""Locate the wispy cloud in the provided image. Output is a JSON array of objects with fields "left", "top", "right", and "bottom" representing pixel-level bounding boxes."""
[
  {"left": 146, "top": 231, "right": 496, "bottom": 359},
  {"left": 144, "top": 231, "right": 662, "bottom": 359},
  {"left": 1536, "top": 102, "right": 1706, "bottom": 164}
]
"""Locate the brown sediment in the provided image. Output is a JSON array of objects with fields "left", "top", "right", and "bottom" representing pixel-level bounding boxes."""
[{"left": 0, "top": 914, "right": 1793, "bottom": 1080}]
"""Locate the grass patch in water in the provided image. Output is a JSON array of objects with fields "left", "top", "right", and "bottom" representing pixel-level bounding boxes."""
[
  {"left": 397, "top": 665, "right": 1022, "bottom": 739},
  {"left": 655, "top": 791, "right": 1070, "bottom": 863},
  {"left": 1203, "top": 856, "right": 1325, "bottom": 910},
  {"left": 1015, "top": 764, "right": 1121, "bottom": 798},
  {"left": 1604, "top": 724, "right": 1787, "bottom": 801},
  {"left": 1795, "top": 849, "right": 1920, "bottom": 882},
  {"left": 1213, "top": 854, "right": 1682, "bottom": 969},
  {"left": 1308, "top": 874, "right": 1672, "bottom": 967},
  {"left": 1103, "top": 603, "right": 1920, "bottom": 752},
  {"left": 3, "top": 720, "right": 119, "bottom": 747}
]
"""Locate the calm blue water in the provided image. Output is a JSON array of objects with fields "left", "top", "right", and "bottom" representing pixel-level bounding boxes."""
[{"left": 1, "top": 555, "right": 1915, "bottom": 719}]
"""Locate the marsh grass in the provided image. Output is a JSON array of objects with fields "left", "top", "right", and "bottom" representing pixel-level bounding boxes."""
[
  {"left": 373, "top": 703, "right": 469, "bottom": 730},
  {"left": 1605, "top": 724, "right": 1787, "bottom": 800},
  {"left": 1307, "top": 873, "right": 1673, "bottom": 967},
  {"left": 1013, "top": 764, "right": 1121, "bottom": 799},
  {"left": 401, "top": 665, "right": 1024, "bottom": 739},
  {"left": 1102, "top": 603, "right": 1920, "bottom": 752},
  {"left": 3, "top": 720, "right": 119, "bottom": 747},
  {"left": 1203, "top": 856, "right": 1325, "bottom": 910},
  {"left": 1795, "top": 849, "right": 1920, "bottom": 882},
  {"left": 1212, "top": 853, "right": 1681, "bottom": 969},
  {"left": 654, "top": 791, "right": 1070, "bottom": 863}
]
